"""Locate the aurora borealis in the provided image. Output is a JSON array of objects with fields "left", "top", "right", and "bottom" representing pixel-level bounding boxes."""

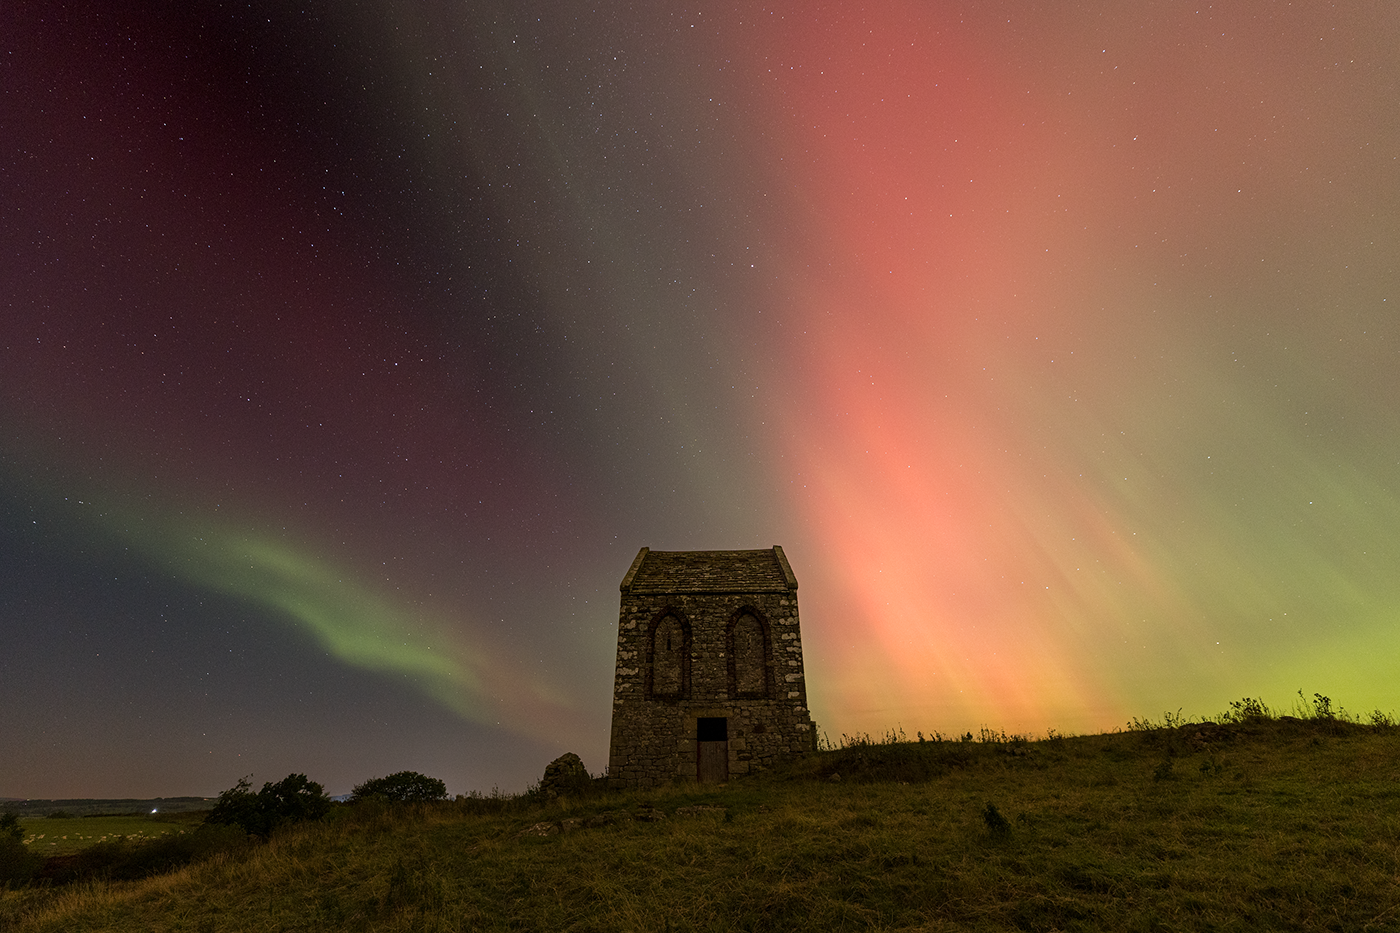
[{"left": 3, "top": 1, "right": 1398, "bottom": 798}]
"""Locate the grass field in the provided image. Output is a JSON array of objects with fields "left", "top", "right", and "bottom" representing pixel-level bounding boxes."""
[
  {"left": 19, "top": 816, "right": 192, "bottom": 857},
  {"left": 3, "top": 704, "right": 1399, "bottom": 931}
]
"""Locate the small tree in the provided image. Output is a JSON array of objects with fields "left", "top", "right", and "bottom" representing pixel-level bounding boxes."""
[
  {"left": 351, "top": 771, "right": 448, "bottom": 803},
  {"left": 205, "top": 776, "right": 262, "bottom": 836},
  {"left": 1, "top": 812, "right": 23, "bottom": 845},
  {"left": 260, "top": 773, "right": 333, "bottom": 825},
  {"left": 205, "top": 773, "right": 331, "bottom": 838},
  {"left": 0, "top": 811, "right": 41, "bottom": 884}
]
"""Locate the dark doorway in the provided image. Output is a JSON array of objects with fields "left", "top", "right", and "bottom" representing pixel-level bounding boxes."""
[{"left": 696, "top": 717, "right": 729, "bottom": 783}]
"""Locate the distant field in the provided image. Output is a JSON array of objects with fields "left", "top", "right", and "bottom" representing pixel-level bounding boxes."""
[
  {"left": 2, "top": 798, "right": 212, "bottom": 818},
  {"left": 20, "top": 815, "right": 196, "bottom": 857}
]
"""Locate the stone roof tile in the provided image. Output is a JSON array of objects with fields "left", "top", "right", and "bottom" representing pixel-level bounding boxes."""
[{"left": 621, "top": 546, "right": 797, "bottom": 594}]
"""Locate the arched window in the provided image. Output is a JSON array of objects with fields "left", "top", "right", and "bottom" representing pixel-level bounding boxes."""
[
  {"left": 650, "top": 614, "right": 687, "bottom": 697},
  {"left": 729, "top": 611, "right": 768, "bottom": 697}
]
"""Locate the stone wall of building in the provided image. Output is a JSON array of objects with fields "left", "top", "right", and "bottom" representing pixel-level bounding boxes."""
[{"left": 607, "top": 548, "right": 814, "bottom": 788}]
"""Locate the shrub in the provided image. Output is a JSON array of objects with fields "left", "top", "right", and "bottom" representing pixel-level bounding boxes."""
[
  {"left": 0, "top": 813, "right": 21, "bottom": 845},
  {"left": 351, "top": 771, "right": 448, "bottom": 804},
  {"left": 0, "top": 811, "right": 42, "bottom": 885},
  {"left": 205, "top": 773, "right": 331, "bottom": 839},
  {"left": 1223, "top": 697, "right": 1271, "bottom": 723}
]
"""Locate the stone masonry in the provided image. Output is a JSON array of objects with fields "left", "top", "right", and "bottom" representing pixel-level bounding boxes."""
[{"left": 607, "top": 546, "right": 815, "bottom": 788}]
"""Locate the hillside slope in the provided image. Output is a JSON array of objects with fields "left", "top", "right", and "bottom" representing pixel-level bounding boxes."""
[{"left": 4, "top": 715, "right": 1399, "bottom": 931}]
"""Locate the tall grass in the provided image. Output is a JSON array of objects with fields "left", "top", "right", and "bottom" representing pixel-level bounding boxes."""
[{"left": 4, "top": 698, "right": 1400, "bottom": 931}]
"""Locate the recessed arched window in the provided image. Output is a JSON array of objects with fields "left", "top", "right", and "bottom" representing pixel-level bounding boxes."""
[
  {"left": 648, "top": 613, "right": 689, "bottom": 698},
  {"left": 728, "top": 610, "right": 769, "bottom": 698}
]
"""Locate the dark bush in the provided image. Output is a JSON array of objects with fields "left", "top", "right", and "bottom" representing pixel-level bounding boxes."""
[
  {"left": 205, "top": 773, "right": 331, "bottom": 838},
  {"left": 351, "top": 771, "right": 448, "bottom": 804},
  {"left": 0, "top": 812, "right": 21, "bottom": 847},
  {"left": 204, "top": 777, "right": 261, "bottom": 835},
  {"left": 0, "top": 811, "right": 42, "bottom": 885}
]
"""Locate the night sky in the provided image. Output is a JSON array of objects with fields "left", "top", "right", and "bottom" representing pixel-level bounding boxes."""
[{"left": 3, "top": 2, "right": 1398, "bottom": 799}]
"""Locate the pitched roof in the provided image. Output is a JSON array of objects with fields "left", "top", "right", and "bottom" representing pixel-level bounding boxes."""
[{"left": 620, "top": 547, "right": 798, "bottom": 594}]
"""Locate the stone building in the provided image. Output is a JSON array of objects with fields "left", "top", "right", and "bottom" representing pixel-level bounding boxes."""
[{"left": 607, "top": 546, "right": 815, "bottom": 787}]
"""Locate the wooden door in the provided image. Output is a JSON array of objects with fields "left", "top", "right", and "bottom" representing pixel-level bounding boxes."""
[
  {"left": 698, "top": 740, "right": 728, "bottom": 783},
  {"left": 696, "top": 717, "right": 729, "bottom": 783}
]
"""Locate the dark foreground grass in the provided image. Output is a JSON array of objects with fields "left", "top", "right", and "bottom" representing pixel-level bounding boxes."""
[{"left": 4, "top": 713, "right": 1400, "bottom": 931}]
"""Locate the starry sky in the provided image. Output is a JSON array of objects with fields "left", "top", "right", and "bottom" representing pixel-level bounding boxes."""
[{"left": 3, "top": 1, "right": 1398, "bottom": 799}]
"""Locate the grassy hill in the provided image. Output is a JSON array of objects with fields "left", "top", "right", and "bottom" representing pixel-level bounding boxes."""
[{"left": 4, "top": 702, "right": 1400, "bottom": 931}]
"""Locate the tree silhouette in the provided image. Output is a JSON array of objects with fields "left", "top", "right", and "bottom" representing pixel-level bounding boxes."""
[{"left": 205, "top": 773, "right": 331, "bottom": 838}]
